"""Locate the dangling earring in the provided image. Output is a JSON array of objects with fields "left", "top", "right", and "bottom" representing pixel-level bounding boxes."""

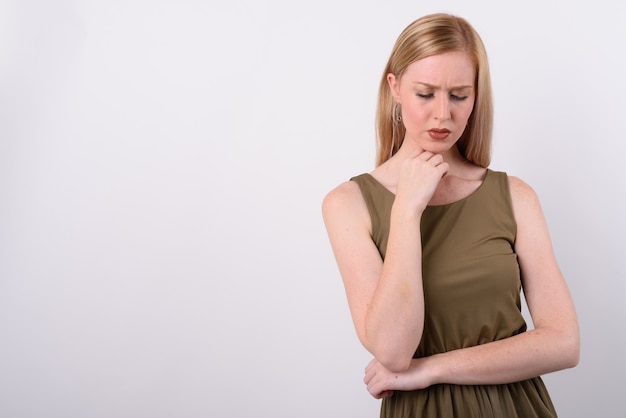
[
  {"left": 390, "top": 103, "right": 402, "bottom": 158},
  {"left": 392, "top": 103, "right": 402, "bottom": 126}
]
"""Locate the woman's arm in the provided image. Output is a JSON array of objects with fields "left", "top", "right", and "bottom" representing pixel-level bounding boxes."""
[
  {"left": 322, "top": 150, "right": 447, "bottom": 372},
  {"left": 363, "top": 176, "right": 579, "bottom": 396},
  {"left": 322, "top": 180, "right": 424, "bottom": 373}
]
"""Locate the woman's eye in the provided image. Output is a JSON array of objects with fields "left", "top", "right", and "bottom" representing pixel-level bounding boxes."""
[
  {"left": 451, "top": 94, "right": 468, "bottom": 101},
  {"left": 417, "top": 93, "right": 434, "bottom": 99}
]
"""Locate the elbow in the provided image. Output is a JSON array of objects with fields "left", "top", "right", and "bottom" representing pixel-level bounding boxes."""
[
  {"left": 364, "top": 338, "right": 420, "bottom": 373},
  {"left": 361, "top": 326, "right": 422, "bottom": 373},
  {"left": 559, "top": 328, "right": 580, "bottom": 369},
  {"left": 379, "top": 356, "right": 412, "bottom": 373},
  {"left": 565, "top": 335, "right": 580, "bottom": 369},
  {"left": 363, "top": 336, "right": 414, "bottom": 372},
  {"left": 562, "top": 348, "right": 579, "bottom": 370},
  {"left": 375, "top": 349, "right": 414, "bottom": 373}
]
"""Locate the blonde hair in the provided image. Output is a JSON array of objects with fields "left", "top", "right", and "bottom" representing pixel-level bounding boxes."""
[{"left": 375, "top": 13, "right": 493, "bottom": 167}]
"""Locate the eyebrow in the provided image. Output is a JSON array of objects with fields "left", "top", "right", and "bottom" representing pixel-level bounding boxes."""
[{"left": 413, "top": 82, "right": 474, "bottom": 90}]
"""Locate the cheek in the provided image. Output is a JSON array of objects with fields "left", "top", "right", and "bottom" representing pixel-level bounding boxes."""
[
  {"left": 459, "top": 102, "right": 475, "bottom": 122},
  {"left": 402, "top": 105, "right": 427, "bottom": 123}
]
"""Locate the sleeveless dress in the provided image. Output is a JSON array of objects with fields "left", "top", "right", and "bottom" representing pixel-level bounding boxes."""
[{"left": 350, "top": 169, "right": 557, "bottom": 418}]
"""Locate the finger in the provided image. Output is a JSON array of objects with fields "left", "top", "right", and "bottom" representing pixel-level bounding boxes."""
[
  {"left": 363, "top": 372, "right": 371, "bottom": 385},
  {"left": 427, "top": 153, "right": 444, "bottom": 165},
  {"left": 369, "top": 382, "right": 394, "bottom": 400},
  {"left": 437, "top": 162, "right": 450, "bottom": 175},
  {"left": 415, "top": 151, "right": 434, "bottom": 161},
  {"left": 366, "top": 379, "right": 379, "bottom": 397},
  {"left": 407, "top": 145, "right": 425, "bottom": 158}
]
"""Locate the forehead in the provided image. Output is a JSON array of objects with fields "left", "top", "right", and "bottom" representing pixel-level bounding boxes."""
[{"left": 402, "top": 51, "right": 475, "bottom": 86}]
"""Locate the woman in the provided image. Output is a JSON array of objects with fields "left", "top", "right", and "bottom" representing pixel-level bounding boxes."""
[{"left": 322, "top": 13, "right": 579, "bottom": 417}]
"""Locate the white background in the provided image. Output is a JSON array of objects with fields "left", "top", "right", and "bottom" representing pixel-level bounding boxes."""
[{"left": 1, "top": 1, "right": 624, "bottom": 417}]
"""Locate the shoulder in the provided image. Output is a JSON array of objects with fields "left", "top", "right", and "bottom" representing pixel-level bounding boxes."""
[
  {"left": 322, "top": 179, "right": 373, "bottom": 246},
  {"left": 506, "top": 175, "right": 544, "bottom": 223},
  {"left": 507, "top": 175, "right": 540, "bottom": 205},
  {"left": 322, "top": 179, "right": 366, "bottom": 220}
]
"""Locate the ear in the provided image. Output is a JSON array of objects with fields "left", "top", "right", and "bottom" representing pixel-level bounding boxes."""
[{"left": 387, "top": 73, "right": 401, "bottom": 103}]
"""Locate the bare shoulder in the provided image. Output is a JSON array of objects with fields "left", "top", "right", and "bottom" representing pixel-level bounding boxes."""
[
  {"left": 322, "top": 180, "right": 368, "bottom": 226},
  {"left": 322, "top": 180, "right": 374, "bottom": 265},
  {"left": 508, "top": 175, "right": 536, "bottom": 198},
  {"left": 506, "top": 175, "right": 547, "bottom": 231},
  {"left": 323, "top": 180, "right": 361, "bottom": 207},
  {"left": 507, "top": 175, "right": 542, "bottom": 210}
]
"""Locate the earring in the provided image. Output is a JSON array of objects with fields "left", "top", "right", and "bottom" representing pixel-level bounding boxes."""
[
  {"left": 390, "top": 103, "right": 402, "bottom": 159},
  {"left": 392, "top": 103, "right": 402, "bottom": 126},
  {"left": 389, "top": 131, "right": 396, "bottom": 159}
]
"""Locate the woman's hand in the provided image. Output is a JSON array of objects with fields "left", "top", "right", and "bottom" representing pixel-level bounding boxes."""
[
  {"left": 363, "top": 357, "right": 433, "bottom": 399},
  {"left": 395, "top": 148, "right": 448, "bottom": 214}
]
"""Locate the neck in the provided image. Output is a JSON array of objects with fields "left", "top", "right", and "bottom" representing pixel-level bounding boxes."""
[
  {"left": 390, "top": 140, "right": 484, "bottom": 181},
  {"left": 396, "top": 141, "right": 468, "bottom": 167},
  {"left": 374, "top": 141, "right": 485, "bottom": 189}
]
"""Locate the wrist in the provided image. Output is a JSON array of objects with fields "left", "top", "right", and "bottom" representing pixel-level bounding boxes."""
[
  {"left": 425, "top": 354, "right": 447, "bottom": 385},
  {"left": 417, "top": 354, "right": 445, "bottom": 387},
  {"left": 391, "top": 201, "right": 424, "bottom": 223}
]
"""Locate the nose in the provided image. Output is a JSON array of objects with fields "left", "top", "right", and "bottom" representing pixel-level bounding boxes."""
[{"left": 435, "top": 96, "right": 451, "bottom": 120}]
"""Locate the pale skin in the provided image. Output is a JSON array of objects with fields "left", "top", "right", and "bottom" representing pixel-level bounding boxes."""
[{"left": 322, "top": 51, "right": 579, "bottom": 399}]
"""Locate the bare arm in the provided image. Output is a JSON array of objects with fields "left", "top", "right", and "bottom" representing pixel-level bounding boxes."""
[
  {"left": 322, "top": 150, "right": 447, "bottom": 372},
  {"left": 364, "top": 176, "right": 579, "bottom": 396}
]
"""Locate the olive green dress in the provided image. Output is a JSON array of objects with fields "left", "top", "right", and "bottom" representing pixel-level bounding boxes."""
[{"left": 350, "top": 169, "right": 557, "bottom": 418}]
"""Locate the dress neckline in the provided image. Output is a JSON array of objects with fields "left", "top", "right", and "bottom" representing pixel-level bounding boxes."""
[{"left": 362, "top": 169, "right": 491, "bottom": 208}]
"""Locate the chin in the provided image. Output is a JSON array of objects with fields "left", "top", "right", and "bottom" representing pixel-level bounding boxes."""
[{"left": 421, "top": 140, "right": 457, "bottom": 154}]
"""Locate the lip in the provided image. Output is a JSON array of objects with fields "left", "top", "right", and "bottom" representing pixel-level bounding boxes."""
[{"left": 428, "top": 128, "right": 451, "bottom": 140}]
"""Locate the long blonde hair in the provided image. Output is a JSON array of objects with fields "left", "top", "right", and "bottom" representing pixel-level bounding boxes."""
[{"left": 375, "top": 13, "right": 493, "bottom": 167}]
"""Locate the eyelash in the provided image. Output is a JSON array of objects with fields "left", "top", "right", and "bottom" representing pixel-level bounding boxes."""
[{"left": 417, "top": 93, "right": 468, "bottom": 101}]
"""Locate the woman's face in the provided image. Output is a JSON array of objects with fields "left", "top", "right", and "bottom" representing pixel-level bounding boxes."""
[{"left": 388, "top": 50, "right": 476, "bottom": 154}]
